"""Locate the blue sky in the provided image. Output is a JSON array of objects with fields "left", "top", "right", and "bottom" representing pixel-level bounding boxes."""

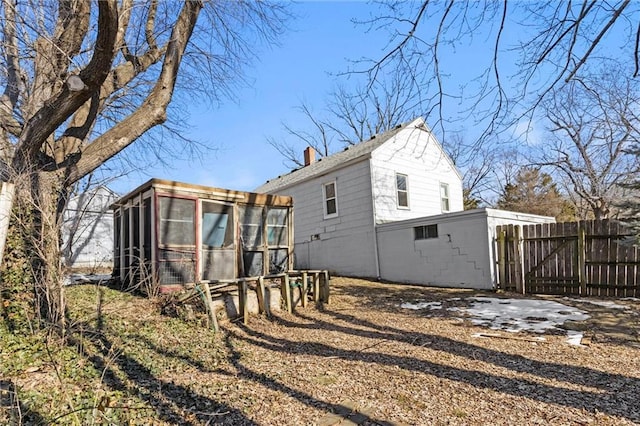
[
  {"left": 99, "top": 2, "right": 634, "bottom": 198},
  {"left": 109, "top": 2, "right": 396, "bottom": 195}
]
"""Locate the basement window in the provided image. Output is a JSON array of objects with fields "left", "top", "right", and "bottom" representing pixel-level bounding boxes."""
[{"left": 415, "top": 224, "right": 438, "bottom": 240}]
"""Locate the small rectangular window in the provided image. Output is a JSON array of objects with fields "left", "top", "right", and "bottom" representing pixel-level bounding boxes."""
[
  {"left": 396, "top": 173, "right": 409, "bottom": 208},
  {"left": 440, "top": 183, "right": 450, "bottom": 212},
  {"left": 415, "top": 224, "right": 438, "bottom": 240},
  {"left": 323, "top": 181, "right": 338, "bottom": 218}
]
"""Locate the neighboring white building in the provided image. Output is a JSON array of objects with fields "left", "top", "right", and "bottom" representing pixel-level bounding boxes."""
[
  {"left": 256, "top": 117, "right": 464, "bottom": 278},
  {"left": 376, "top": 208, "right": 554, "bottom": 289},
  {"left": 62, "top": 186, "right": 118, "bottom": 270}
]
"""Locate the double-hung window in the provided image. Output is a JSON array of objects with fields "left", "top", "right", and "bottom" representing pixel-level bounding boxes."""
[
  {"left": 396, "top": 173, "right": 409, "bottom": 208},
  {"left": 323, "top": 181, "right": 338, "bottom": 218},
  {"left": 440, "top": 183, "right": 450, "bottom": 212}
]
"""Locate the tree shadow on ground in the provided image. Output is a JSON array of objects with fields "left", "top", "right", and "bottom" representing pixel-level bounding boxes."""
[
  {"left": 65, "top": 326, "right": 256, "bottom": 425},
  {"left": 0, "top": 380, "right": 48, "bottom": 426},
  {"left": 335, "top": 281, "right": 640, "bottom": 349},
  {"left": 66, "top": 319, "right": 391, "bottom": 425},
  {"left": 301, "top": 308, "right": 637, "bottom": 390},
  {"left": 63, "top": 287, "right": 257, "bottom": 426},
  {"left": 221, "top": 329, "right": 396, "bottom": 426},
  {"left": 233, "top": 307, "right": 640, "bottom": 423}
]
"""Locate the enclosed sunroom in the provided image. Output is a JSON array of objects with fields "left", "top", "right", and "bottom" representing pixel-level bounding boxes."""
[{"left": 111, "top": 179, "right": 293, "bottom": 292}]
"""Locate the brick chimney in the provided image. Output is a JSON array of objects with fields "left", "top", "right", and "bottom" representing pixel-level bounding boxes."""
[{"left": 303, "top": 146, "right": 316, "bottom": 166}]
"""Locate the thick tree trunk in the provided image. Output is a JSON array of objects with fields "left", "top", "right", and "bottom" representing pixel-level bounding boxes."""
[
  {"left": 39, "top": 174, "right": 65, "bottom": 332},
  {"left": 593, "top": 199, "right": 610, "bottom": 221},
  {"left": 14, "top": 171, "right": 67, "bottom": 333}
]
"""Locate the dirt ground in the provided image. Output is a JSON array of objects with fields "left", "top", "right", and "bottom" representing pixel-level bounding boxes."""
[
  {"left": 10, "top": 277, "right": 640, "bottom": 425},
  {"left": 159, "top": 277, "right": 640, "bottom": 425}
]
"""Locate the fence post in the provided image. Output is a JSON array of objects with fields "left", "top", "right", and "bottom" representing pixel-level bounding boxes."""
[
  {"left": 283, "top": 274, "right": 292, "bottom": 313},
  {"left": 256, "top": 276, "right": 266, "bottom": 315},
  {"left": 497, "top": 227, "right": 506, "bottom": 290},
  {"left": 577, "top": 221, "right": 586, "bottom": 295},
  {"left": 301, "top": 271, "right": 308, "bottom": 308},
  {"left": 201, "top": 282, "right": 219, "bottom": 333},
  {"left": 514, "top": 225, "right": 525, "bottom": 294}
]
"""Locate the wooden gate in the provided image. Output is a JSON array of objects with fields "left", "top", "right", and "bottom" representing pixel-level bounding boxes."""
[{"left": 496, "top": 220, "right": 640, "bottom": 297}]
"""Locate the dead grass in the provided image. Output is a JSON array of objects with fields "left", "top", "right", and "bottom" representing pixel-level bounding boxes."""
[{"left": 2, "top": 277, "right": 640, "bottom": 425}]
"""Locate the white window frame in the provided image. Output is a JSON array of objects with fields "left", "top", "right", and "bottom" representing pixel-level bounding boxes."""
[
  {"left": 395, "top": 173, "right": 410, "bottom": 209},
  {"left": 322, "top": 180, "right": 338, "bottom": 219},
  {"left": 440, "top": 182, "right": 450, "bottom": 212}
]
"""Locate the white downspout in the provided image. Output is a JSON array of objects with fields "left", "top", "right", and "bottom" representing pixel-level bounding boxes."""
[{"left": 369, "top": 158, "right": 381, "bottom": 279}]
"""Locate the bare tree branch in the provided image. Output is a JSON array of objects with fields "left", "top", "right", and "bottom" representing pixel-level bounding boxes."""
[
  {"left": 67, "top": 0, "right": 203, "bottom": 184},
  {"left": 12, "top": 0, "right": 119, "bottom": 172},
  {"left": 536, "top": 66, "right": 640, "bottom": 219}
]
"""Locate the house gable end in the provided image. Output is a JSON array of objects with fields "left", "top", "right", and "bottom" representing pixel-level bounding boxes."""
[{"left": 369, "top": 118, "right": 464, "bottom": 222}]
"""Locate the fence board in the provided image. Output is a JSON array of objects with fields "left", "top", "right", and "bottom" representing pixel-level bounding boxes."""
[{"left": 496, "top": 219, "right": 639, "bottom": 297}]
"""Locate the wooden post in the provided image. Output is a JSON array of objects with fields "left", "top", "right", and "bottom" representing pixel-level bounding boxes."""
[
  {"left": 514, "top": 225, "right": 524, "bottom": 294},
  {"left": 577, "top": 222, "right": 586, "bottom": 296},
  {"left": 201, "top": 283, "right": 219, "bottom": 333},
  {"left": 497, "top": 227, "right": 506, "bottom": 290},
  {"left": 283, "top": 274, "right": 292, "bottom": 313},
  {"left": 321, "top": 270, "right": 330, "bottom": 303},
  {"left": 238, "top": 280, "right": 248, "bottom": 325},
  {"left": 256, "top": 276, "right": 266, "bottom": 314},
  {"left": 301, "top": 271, "right": 308, "bottom": 308},
  {"left": 313, "top": 272, "right": 320, "bottom": 303}
]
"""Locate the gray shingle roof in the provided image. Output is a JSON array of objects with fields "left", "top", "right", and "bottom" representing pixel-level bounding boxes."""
[{"left": 256, "top": 117, "right": 424, "bottom": 193}]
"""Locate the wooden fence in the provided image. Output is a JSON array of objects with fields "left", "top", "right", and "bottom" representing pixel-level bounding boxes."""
[{"left": 496, "top": 220, "right": 640, "bottom": 297}]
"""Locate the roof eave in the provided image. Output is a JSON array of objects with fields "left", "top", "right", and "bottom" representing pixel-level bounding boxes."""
[{"left": 261, "top": 153, "right": 373, "bottom": 194}]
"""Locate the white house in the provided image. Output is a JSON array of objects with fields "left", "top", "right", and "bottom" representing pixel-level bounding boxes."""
[
  {"left": 62, "top": 185, "right": 118, "bottom": 270},
  {"left": 256, "top": 117, "right": 464, "bottom": 278},
  {"left": 376, "top": 208, "right": 554, "bottom": 289}
]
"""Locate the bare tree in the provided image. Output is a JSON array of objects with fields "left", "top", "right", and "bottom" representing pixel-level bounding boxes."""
[
  {"left": 355, "top": 1, "right": 640, "bottom": 142},
  {"left": 267, "top": 103, "right": 333, "bottom": 169},
  {"left": 0, "top": 0, "right": 288, "bottom": 331},
  {"left": 617, "top": 143, "right": 640, "bottom": 244},
  {"left": 268, "top": 69, "right": 425, "bottom": 168},
  {"left": 536, "top": 68, "right": 640, "bottom": 220},
  {"left": 445, "top": 132, "right": 496, "bottom": 208}
]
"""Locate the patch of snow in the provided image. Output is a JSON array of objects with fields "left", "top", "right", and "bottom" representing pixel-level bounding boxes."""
[
  {"left": 448, "top": 297, "right": 590, "bottom": 334},
  {"left": 64, "top": 273, "right": 112, "bottom": 286},
  {"left": 401, "top": 301, "right": 442, "bottom": 310},
  {"left": 401, "top": 296, "right": 592, "bottom": 345},
  {"left": 566, "top": 330, "right": 586, "bottom": 347},
  {"left": 621, "top": 297, "right": 640, "bottom": 302}
]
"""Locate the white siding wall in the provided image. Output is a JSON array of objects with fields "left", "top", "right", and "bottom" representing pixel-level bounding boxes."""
[
  {"left": 376, "top": 209, "right": 555, "bottom": 289},
  {"left": 270, "top": 160, "right": 377, "bottom": 277},
  {"left": 62, "top": 187, "right": 117, "bottom": 269},
  {"left": 377, "top": 211, "right": 493, "bottom": 289},
  {"left": 370, "top": 126, "right": 463, "bottom": 223}
]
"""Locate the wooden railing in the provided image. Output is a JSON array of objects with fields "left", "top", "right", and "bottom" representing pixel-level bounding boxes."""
[{"left": 195, "top": 270, "right": 330, "bottom": 332}]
